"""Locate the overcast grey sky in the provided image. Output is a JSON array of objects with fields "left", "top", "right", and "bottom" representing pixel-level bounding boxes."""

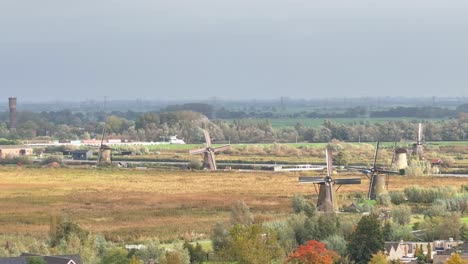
[{"left": 1, "top": 0, "right": 467, "bottom": 101}]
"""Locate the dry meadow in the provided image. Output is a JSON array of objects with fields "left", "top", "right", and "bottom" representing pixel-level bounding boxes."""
[{"left": 0, "top": 167, "right": 467, "bottom": 241}]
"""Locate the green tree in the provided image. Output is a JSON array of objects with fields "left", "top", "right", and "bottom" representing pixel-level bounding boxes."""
[
  {"left": 314, "top": 214, "right": 338, "bottom": 240},
  {"left": 383, "top": 222, "right": 393, "bottom": 241},
  {"left": 26, "top": 257, "right": 47, "bottom": 264},
  {"left": 211, "top": 222, "right": 228, "bottom": 253},
  {"left": 100, "top": 248, "right": 129, "bottom": 264},
  {"left": 184, "top": 241, "right": 207, "bottom": 264},
  {"left": 134, "top": 240, "right": 164, "bottom": 264},
  {"left": 425, "top": 242, "right": 432, "bottom": 263},
  {"left": 221, "top": 224, "right": 283, "bottom": 264},
  {"left": 348, "top": 215, "right": 384, "bottom": 264}
]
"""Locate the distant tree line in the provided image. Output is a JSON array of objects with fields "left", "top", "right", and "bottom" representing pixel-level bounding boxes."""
[{"left": 0, "top": 108, "right": 468, "bottom": 143}]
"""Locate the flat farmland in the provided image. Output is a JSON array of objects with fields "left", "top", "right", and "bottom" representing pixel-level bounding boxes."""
[{"left": 0, "top": 167, "right": 467, "bottom": 242}]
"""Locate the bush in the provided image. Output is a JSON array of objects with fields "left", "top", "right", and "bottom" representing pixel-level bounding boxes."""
[
  {"left": 292, "top": 194, "right": 315, "bottom": 218},
  {"left": 389, "top": 191, "right": 406, "bottom": 205},
  {"left": 0, "top": 156, "right": 33, "bottom": 165},
  {"left": 404, "top": 186, "right": 454, "bottom": 204},
  {"left": 187, "top": 159, "right": 202, "bottom": 170},
  {"left": 405, "top": 159, "right": 432, "bottom": 176},
  {"left": 41, "top": 156, "right": 63, "bottom": 166},
  {"left": 376, "top": 194, "right": 392, "bottom": 206},
  {"left": 323, "top": 234, "right": 348, "bottom": 256}
]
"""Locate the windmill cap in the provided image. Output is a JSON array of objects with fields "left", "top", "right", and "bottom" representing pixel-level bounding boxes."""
[{"left": 395, "top": 148, "right": 408, "bottom": 154}]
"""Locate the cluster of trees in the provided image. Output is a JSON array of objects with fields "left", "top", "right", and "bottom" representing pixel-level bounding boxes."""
[
  {"left": 3, "top": 189, "right": 468, "bottom": 263},
  {"left": 209, "top": 197, "right": 390, "bottom": 264},
  {"left": 217, "top": 105, "right": 463, "bottom": 119},
  {"left": 1, "top": 105, "right": 468, "bottom": 143},
  {"left": 0, "top": 215, "right": 206, "bottom": 264}
]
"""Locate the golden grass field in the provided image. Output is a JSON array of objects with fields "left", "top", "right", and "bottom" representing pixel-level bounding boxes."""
[{"left": 0, "top": 167, "right": 467, "bottom": 242}]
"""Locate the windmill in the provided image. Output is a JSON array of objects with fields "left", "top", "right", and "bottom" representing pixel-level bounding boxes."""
[
  {"left": 350, "top": 142, "right": 399, "bottom": 200},
  {"left": 299, "top": 148, "right": 361, "bottom": 213},
  {"left": 97, "top": 126, "right": 112, "bottom": 165},
  {"left": 412, "top": 123, "right": 424, "bottom": 160},
  {"left": 391, "top": 141, "right": 408, "bottom": 170},
  {"left": 189, "top": 129, "right": 231, "bottom": 170}
]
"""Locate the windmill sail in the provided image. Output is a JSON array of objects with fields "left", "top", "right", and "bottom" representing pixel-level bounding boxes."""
[
  {"left": 348, "top": 141, "right": 399, "bottom": 200},
  {"left": 189, "top": 129, "right": 230, "bottom": 171},
  {"left": 299, "top": 148, "right": 362, "bottom": 213}
]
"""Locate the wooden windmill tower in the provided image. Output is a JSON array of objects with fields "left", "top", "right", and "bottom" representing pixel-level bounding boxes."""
[
  {"left": 189, "top": 129, "right": 231, "bottom": 170},
  {"left": 299, "top": 148, "right": 361, "bottom": 213},
  {"left": 351, "top": 142, "right": 399, "bottom": 200},
  {"left": 412, "top": 123, "right": 424, "bottom": 160}
]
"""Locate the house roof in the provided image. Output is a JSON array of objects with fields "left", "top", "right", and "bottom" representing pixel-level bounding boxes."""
[
  {"left": 0, "top": 145, "right": 32, "bottom": 150},
  {"left": 385, "top": 242, "right": 400, "bottom": 254},
  {"left": 0, "top": 254, "right": 82, "bottom": 264},
  {"left": 0, "top": 257, "right": 28, "bottom": 264},
  {"left": 71, "top": 149, "right": 92, "bottom": 154}
]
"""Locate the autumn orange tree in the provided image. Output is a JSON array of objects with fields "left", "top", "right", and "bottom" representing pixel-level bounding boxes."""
[{"left": 286, "top": 240, "right": 339, "bottom": 264}]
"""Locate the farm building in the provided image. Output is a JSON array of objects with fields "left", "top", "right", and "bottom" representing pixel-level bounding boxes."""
[
  {"left": 0, "top": 145, "right": 33, "bottom": 159},
  {"left": 0, "top": 253, "right": 82, "bottom": 264},
  {"left": 71, "top": 149, "right": 93, "bottom": 160}
]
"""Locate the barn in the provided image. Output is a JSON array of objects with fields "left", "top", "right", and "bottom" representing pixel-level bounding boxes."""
[
  {"left": 71, "top": 149, "right": 94, "bottom": 160},
  {"left": 0, "top": 145, "right": 33, "bottom": 159}
]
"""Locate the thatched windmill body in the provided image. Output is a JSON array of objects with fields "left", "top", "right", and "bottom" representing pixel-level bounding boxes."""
[
  {"left": 392, "top": 147, "right": 409, "bottom": 169},
  {"left": 189, "top": 129, "right": 230, "bottom": 170},
  {"left": 351, "top": 142, "right": 399, "bottom": 200},
  {"left": 299, "top": 148, "right": 361, "bottom": 213},
  {"left": 412, "top": 123, "right": 424, "bottom": 160}
]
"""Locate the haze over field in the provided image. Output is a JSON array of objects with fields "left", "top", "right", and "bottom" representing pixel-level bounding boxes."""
[{"left": 1, "top": 0, "right": 467, "bottom": 101}]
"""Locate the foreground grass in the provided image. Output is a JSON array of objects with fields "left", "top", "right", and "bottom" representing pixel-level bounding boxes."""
[{"left": 0, "top": 167, "right": 467, "bottom": 241}]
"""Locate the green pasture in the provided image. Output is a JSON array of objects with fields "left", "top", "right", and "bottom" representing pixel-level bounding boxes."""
[{"left": 113, "top": 141, "right": 466, "bottom": 152}]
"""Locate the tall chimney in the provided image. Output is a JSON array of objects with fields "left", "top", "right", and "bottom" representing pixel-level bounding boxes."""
[{"left": 8, "top": 97, "right": 17, "bottom": 131}]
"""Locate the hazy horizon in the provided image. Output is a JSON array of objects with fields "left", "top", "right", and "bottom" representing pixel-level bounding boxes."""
[{"left": 1, "top": 0, "right": 467, "bottom": 101}]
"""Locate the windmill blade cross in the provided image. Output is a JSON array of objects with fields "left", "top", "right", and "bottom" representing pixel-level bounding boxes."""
[
  {"left": 376, "top": 169, "right": 400, "bottom": 174},
  {"left": 204, "top": 130, "right": 212, "bottom": 147},
  {"left": 299, "top": 176, "right": 326, "bottom": 184},
  {"left": 372, "top": 141, "right": 380, "bottom": 169},
  {"left": 100, "top": 126, "right": 106, "bottom": 147},
  {"left": 189, "top": 148, "right": 207, "bottom": 155},
  {"left": 326, "top": 148, "right": 333, "bottom": 177},
  {"left": 334, "top": 178, "right": 362, "bottom": 185},
  {"left": 418, "top": 123, "right": 423, "bottom": 144},
  {"left": 391, "top": 141, "right": 397, "bottom": 165},
  {"left": 213, "top": 145, "right": 231, "bottom": 152}
]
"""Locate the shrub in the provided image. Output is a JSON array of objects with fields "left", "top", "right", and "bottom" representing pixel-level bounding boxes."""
[
  {"left": 292, "top": 194, "right": 316, "bottom": 218},
  {"left": 376, "top": 194, "right": 392, "bottom": 206},
  {"left": 187, "top": 159, "right": 202, "bottom": 170},
  {"left": 323, "top": 234, "right": 348, "bottom": 256},
  {"left": 404, "top": 186, "right": 454, "bottom": 204},
  {"left": 389, "top": 191, "right": 406, "bottom": 205},
  {"left": 41, "top": 155, "right": 63, "bottom": 166}
]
